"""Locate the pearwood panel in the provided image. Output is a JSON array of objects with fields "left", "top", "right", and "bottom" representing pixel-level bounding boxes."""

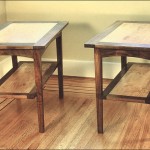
[
  {"left": 0, "top": 62, "right": 51, "bottom": 95},
  {"left": 0, "top": 23, "right": 57, "bottom": 43},
  {"left": 101, "top": 23, "right": 150, "bottom": 44},
  {"left": 110, "top": 64, "right": 150, "bottom": 97}
]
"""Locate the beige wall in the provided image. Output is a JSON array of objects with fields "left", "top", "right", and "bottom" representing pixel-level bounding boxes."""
[
  {"left": 0, "top": 1, "right": 6, "bottom": 62},
  {"left": 5, "top": 1, "right": 150, "bottom": 64},
  {"left": 0, "top": 1, "right": 6, "bottom": 23}
]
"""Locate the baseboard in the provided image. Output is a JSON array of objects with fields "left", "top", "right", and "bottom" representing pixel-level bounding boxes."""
[
  {"left": 0, "top": 56, "right": 12, "bottom": 78},
  {"left": 0, "top": 56, "right": 121, "bottom": 79}
]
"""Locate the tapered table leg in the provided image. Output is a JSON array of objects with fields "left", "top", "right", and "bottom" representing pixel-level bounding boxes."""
[
  {"left": 94, "top": 48, "right": 103, "bottom": 133},
  {"left": 33, "top": 51, "right": 45, "bottom": 133},
  {"left": 56, "top": 33, "right": 64, "bottom": 99},
  {"left": 121, "top": 56, "right": 127, "bottom": 70},
  {"left": 12, "top": 55, "right": 18, "bottom": 69}
]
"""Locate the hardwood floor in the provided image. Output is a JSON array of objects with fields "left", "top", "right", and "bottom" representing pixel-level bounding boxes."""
[{"left": 0, "top": 76, "right": 150, "bottom": 149}]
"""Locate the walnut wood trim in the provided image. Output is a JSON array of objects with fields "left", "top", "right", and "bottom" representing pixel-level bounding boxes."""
[
  {"left": 33, "top": 51, "right": 45, "bottom": 133},
  {"left": 12, "top": 55, "right": 18, "bottom": 69},
  {"left": 28, "top": 61, "right": 58, "bottom": 99},
  {"left": 95, "top": 42, "right": 150, "bottom": 52},
  {"left": 0, "top": 43, "right": 34, "bottom": 50},
  {"left": 139, "top": 51, "right": 150, "bottom": 60},
  {"left": 0, "top": 49, "right": 34, "bottom": 58},
  {"left": 121, "top": 56, "right": 127, "bottom": 70},
  {"left": 100, "top": 49, "right": 150, "bottom": 60},
  {"left": 101, "top": 49, "right": 139, "bottom": 57},
  {"left": 145, "top": 92, "right": 150, "bottom": 104},
  {"left": 56, "top": 34, "right": 64, "bottom": 99},
  {"left": 94, "top": 48, "right": 103, "bottom": 133}
]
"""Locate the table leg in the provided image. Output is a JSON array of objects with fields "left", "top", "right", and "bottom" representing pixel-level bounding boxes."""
[
  {"left": 12, "top": 55, "right": 18, "bottom": 69},
  {"left": 94, "top": 48, "right": 103, "bottom": 133},
  {"left": 56, "top": 33, "right": 64, "bottom": 99},
  {"left": 121, "top": 56, "right": 127, "bottom": 70},
  {"left": 33, "top": 51, "right": 45, "bottom": 133}
]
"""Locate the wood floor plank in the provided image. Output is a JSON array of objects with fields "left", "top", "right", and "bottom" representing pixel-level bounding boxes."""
[
  {"left": 37, "top": 93, "right": 94, "bottom": 149},
  {"left": 0, "top": 98, "right": 6, "bottom": 104},
  {"left": 0, "top": 76, "right": 150, "bottom": 149},
  {"left": 0, "top": 98, "right": 14, "bottom": 111},
  {"left": 48, "top": 98, "right": 94, "bottom": 149}
]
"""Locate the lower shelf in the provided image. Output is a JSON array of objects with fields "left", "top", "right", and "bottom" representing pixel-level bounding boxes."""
[
  {"left": 0, "top": 61, "right": 57, "bottom": 99},
  {"left": 105, "top": 63, "right": 150, "bottom": 103}
]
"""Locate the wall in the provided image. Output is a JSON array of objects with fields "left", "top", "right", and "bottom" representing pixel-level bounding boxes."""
[
  {"left": 0, "top": 1, "right": 6, "bottom": 23},
  {"left": 0, "top": 1, "right": 6, "bottom": 62},
  {"left": 4, "top": 1, "right": 150, "bottom": 78}
]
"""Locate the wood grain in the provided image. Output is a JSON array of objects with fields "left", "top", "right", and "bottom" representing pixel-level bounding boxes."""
[
  {"left": 0, "top": 23, "right": 57, "bottom": 43},
  {"left": 0, "top": 98, "right": 14, "bottom": 111},
  {"left": 0, "top": 76, "right": 150, "bottom": 149},
  {"left": 94, "top": 48, "right": 103, "bottom": 133},
  {"left": 100, "top": 23, "right": 150, "bottom": 44},
  {"left": 0, "top": 62, "right": 53, "bottom": 98},
  {"left": 84, "top": 20, "right": 150, "bottom": 146},
  {"left": 0, "top": 21, "right": 68, "bottom": 50},
  {"left": 0, "top": 21, "right": 68, "bottom": 133},
  {"left": 110, "top": 64, "right": 150, "bottom": 98},
  {"left": 84, "top": 21, "right": 121, "bottom": 48},
  {"left": 85, "top": 21, "right": 150, "bottom": 53},
  {"left": 33, "top": 50, "right": 44, "bottom": 133},
  {"left": 56, "top": 34, "right": 63, "bottom": 99}
]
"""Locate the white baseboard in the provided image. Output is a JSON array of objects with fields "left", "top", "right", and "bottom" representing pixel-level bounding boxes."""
[
  {"left": 0, "top": 56, "right": 121, "bottom": 79},
  {"left": 0, "top": 56, "right": 12, "bottom": 78}
]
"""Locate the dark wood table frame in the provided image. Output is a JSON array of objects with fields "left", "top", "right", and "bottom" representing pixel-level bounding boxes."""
[
  {"left": 85, "top": 21, "right": 150, "bottom": 133},
  {"left": 0, "top": 21, "right": 68, "bottom": 133}
]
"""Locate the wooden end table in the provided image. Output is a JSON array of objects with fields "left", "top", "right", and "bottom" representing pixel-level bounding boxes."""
[
  {"left": 85, "top": 21, "right": 150, "bottom": 133},
  {"left": 0, "top": 21, "right": 68, "bottom": 133}
]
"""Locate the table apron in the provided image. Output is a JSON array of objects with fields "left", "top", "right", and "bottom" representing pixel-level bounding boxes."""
[
  {"left": 0, "top": 49, "right": 44, "bottom": 58},
  {"left": 100, "top": 49, "right": 150, "bottom": 60}
]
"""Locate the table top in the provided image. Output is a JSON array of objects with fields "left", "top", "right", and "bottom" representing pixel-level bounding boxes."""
[
  {"left": 85, "top": 21, "right": 150, "bottom": 51},
  {"left": 0, "top": 21, "right": 68, "bottom": 50}
]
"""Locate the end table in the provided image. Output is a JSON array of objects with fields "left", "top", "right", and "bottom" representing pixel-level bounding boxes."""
[
  {"left": 85, "top": 21, "right": 150, "bottom": 133},
  {"left": 0, "top": 21, "right": 68, "bottom": 133}
]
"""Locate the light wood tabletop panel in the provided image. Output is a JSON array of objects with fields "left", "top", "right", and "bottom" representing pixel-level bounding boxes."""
[
  {"left": 100, "top": 23, "right": 150, "bottom": 44},
  {"left": 0, "top": 23, "right": 57, "bottom": 43},
  {"left": 0, "top": 21, "right": 68, "bottom": 50},
  {"left": 85, "top": 21, "right": 150, "bottom": 52}
]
